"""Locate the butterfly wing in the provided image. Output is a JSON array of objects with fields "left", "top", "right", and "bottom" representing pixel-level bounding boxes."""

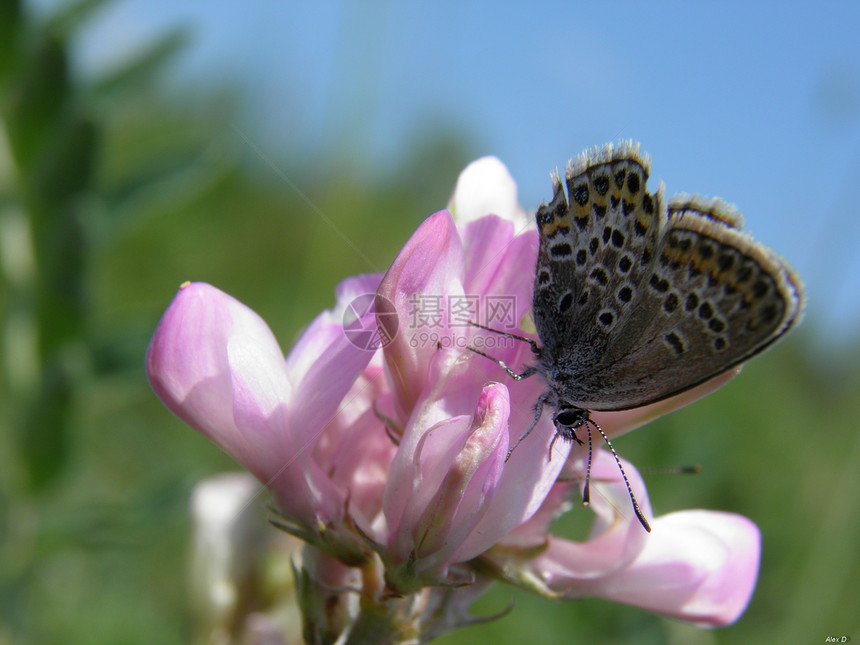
[
  {"left": 533, "top": 143, "right": 805, "bottom": 410},
  {"left": 533, "top": 143, "right": 661, "bottom": 368}
]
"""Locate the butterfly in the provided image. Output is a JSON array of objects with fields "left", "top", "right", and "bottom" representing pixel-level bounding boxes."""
[{"left": 470, "top": 142, "right": 805, "bottom": 530}]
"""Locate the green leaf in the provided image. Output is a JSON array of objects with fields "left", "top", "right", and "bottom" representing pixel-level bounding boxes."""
[
  {"left": 18, "top": 359, "right": 72, "bottom": 492},
  {"left": 3, "top": 35, "right": 70, "bottom": 173},
  {"left": 0, "top": 0, "right": 22, "bottom": 81},
  {"left": 28, "top": 116, "right": 98, "bottom": 212}
]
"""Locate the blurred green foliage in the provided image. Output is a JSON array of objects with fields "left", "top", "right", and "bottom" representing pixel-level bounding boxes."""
[{"left": 0, "top": 2, "right": 857, "bottom": 644}]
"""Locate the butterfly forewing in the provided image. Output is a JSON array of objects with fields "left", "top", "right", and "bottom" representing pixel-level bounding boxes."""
[{"left": 534, "top": 145, "right": 661, "bottom": 364}]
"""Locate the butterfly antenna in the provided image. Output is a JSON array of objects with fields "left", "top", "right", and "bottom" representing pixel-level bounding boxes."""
[
  {"left": 582, "top": 419, "right": 593, "bottom": 508},
  {"left": 587, "top": 418, "right": 651, "bottom": 533}
]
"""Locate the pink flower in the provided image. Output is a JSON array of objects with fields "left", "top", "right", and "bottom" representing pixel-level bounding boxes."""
[
  {"left": 146, "top": 276, "right": 385, "bottom": 563},
  {"left": 146, "top": 155, "right": 759, "bottom": 638}
]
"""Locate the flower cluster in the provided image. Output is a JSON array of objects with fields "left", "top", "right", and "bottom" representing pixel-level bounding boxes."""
[{"left": 146, "top": 156, "right": 760, "bottom": 641}]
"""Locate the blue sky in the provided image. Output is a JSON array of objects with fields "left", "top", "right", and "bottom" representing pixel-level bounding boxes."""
[{"left": 41, "top": 0, "right": 860, "bottom": 354}]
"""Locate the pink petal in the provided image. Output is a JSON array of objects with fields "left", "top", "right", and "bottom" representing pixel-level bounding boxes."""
[
  {"left": 326, "top": 401, "right": 396, "bottom": 531},
  {"left": 383, "top": 383, "right": 510, "bottom": 573},
  {"left": 287, "top": 322, "right": 379, "bottom": 450},
  {"left": 146, "top": 282, "right": 293, "bottom": 480},
  {"left": 284, "top": 274, "right": 381, "bottom": 380},
  {"left": 227, "top": 334, "right": 346, "bottom": 526},
  {"left": 556, "top": 511, "right": 760, "bottom": 627},
  {"left": 382, "top": 350, "right": 485, "bottom": 542},
  {"left": 499, "top": 480, "right": 577, "bottom": 550},
  {"left": 429, "top": 384, "right": 510, "bottom": 565},
  {"left": 461, "top": 216, "right": 539, "bottom": 331},
  {"left": 146, "top": 281, "right": 371, "bottom": 530},
  {"left": 386, "top": 414, "right": 471, "bottom": 561},
  {"left": 437, "top": 360, "right": 574, "bottom": 560},
  {"left": 533, "top": 451, "right": 652, "bottom": 579},
  {"left": 377, "top": 211, "right": 466, "bottom": 415}
]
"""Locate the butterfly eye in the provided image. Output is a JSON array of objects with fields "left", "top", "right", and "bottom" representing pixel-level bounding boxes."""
[{"left": 554, "top": 408, "right": 586, "bottom": 428}]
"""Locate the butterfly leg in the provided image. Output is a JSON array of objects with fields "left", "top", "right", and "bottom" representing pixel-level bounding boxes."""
[
  {"left": 467, "top": 321, "right": 542, "bottom": 379},
  {"left": 466, "top": 345, "right": 539, "bottom": 381},
  {"left": 505, "top": 391, "right": 554, "bottom": 461},
  {"left": 467, "top": 320, "right": 541, "bottom": 355}
]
